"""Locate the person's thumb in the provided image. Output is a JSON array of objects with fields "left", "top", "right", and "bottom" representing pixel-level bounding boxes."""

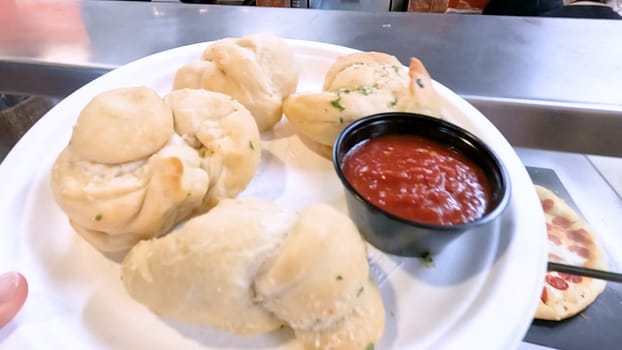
[{"left": 0, "top": 272, "right": 28, "bottom": 328}]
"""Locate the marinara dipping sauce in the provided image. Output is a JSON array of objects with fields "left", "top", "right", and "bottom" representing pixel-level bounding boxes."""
[{"left": 341, "top": 134, "right": 492, "bottom": 226}]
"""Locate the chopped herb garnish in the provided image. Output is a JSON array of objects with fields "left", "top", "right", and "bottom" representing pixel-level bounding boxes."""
[
  {"left": 356, "top": 286, "right": 364, "bottom": 297},
  {"left": 331, "top": 98, "right": 345, "bottom": 112},
  {"left": 186, "top": 192, "right": 192, "bottom": 198},
  {"left": 249, "top": 141, "right": 255, "bottom": 150},
  {"left": 356, "top": 86, "right": 373, "bottom": 96},
  {"left": 339, "top": 117, "right": 344, "bottom": 124},
  {"left": 416, "top": 78, "right": 425, "bottom": 88},
  {"left": 419, "top": 250, "right": 434, "bottom": 266},
  {"left": 95, "top": 214, "right": 103, "bottom": 221},
  {"left": 388, "top": 98, "right": 397, "bottom": 107},
  {"left": 336, "top": 88, "right": 351, "bottom": 96},
  {"left": 365, "top": 342, "right": 375, "bottom": 350},
  {"left": 392, "top": 65, "right": 400, "bottom": 74},
  {"left": 336, "top": 275, "right": 343, "bottom": 281}
]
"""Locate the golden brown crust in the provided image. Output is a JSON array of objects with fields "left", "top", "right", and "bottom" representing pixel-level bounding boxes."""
[{"left": 534, "top": 185, "right": 608, "bottom": 321}]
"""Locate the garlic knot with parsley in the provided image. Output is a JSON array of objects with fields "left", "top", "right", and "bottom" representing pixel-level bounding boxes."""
[{"left": 283, "top": 52, "right": 444, "bottom": 148}]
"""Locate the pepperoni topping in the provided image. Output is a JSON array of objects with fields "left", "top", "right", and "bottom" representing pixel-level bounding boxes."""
[
  {"left": 548, "top": 253, "right": 564, "bottom": 262},
  {"left": 548, "top": 233, "right": 562, "bottom": 246},
  {"left": 546, "top": 275, "right": 569, "bottom": 290},
  {"left": 541, "top": 199, "right": 554, "bottom": 213},
  {"left": 540, "top": 287, "right": 548, "bottom": 303},
  {"left": 568, "top": 228, "right": 589, "bottom": 245},
  {"left": 559, "top": 272, "right": 583, "bottom": 284},
  {"left": 569, "top": 244, "right": 590, "bottom": 259},
  {"left": 552, "top": 215, "right": 572, "bottom": 228}
]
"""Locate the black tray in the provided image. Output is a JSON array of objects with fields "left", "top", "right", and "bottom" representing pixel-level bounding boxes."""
[{"left": 523, "top": 166, "right": 622, "bottom": 349}]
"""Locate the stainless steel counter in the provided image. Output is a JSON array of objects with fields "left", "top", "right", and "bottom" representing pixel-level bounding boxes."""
[
  {"left": 1, "top": 0, "right": 622, "bottom": 155},
  {"left": 1, "top": 3, "right": 621, "bottom": 349}
]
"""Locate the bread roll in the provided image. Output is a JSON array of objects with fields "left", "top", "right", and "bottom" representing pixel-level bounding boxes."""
[
  {"left": 322, "top": 51, "right": 406, "bottom": 91},
  {"left": 173, "top": 34, "right": 299, "bottom": 131},
  {"left": 281, "top": 89, "right": 398, "bottom": 147},
  {"left": 255, "top": 204, "right": 370, "bottom": 329},
  {"left": 284, "top": 52, "right": 443, "bottom": 147},
  {"left": 120, "top": 199, "right": 386, "bottom": 348},
  {"left": 395, "top": 57, "right": 443, "bottom": 118},
  {"left": 164, "top": 89, "right": 261, "bottom": 200},
  {"left": 52, "top": 137, "right": 211, "bottom": 252},
  {"left": 70, "top": 86, "right": 174, "bottom": 164},
  {"left": 255, "top": 204, "right": 385, "bottom": 349},
  {"left": 122, "top": 198, "right": 294, "bottom": 335},
  {"left": 294, "top": 281, "right": 385, "bottom": 350},
  {"left": 51, "top": 87, "right": 262, "bottom": 252},
  {"left": 172, "top": 61, "right": 211, "bottom": 90}
]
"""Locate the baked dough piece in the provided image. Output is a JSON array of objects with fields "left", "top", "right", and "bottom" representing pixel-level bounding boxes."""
[
  {"left": 52, "top": 135, "right": 211, "bottom": 252},
  {"left": 534, "top": 185, "right": 608, "bottom": 321},
  {"left": 395, "top": 58, "right": 443, "bottom": 118},
  {"left": 172, "top": 61, "right": 211, "bottom": 90},
  {"left": 283, "top": 52, "right": 443, "bottom": 147},
  {"left": 255, "top": 204, "right": 370, "bottom": 329},
  {"left": 255, "top": 204, "right": 385, "bottom": 350},
  {"left": 70, "top": 86, "right": 174, "bottom": 164},
  {"left": 121, "top": 198, "right": 294, "bottom": 335},
  {"left": 173, "top": 34, "right": 299, "bottom": 131},
  {"left": 322, "top": 52, "right": 408, "bottom": 93},
  {"left": 295, "top": 281, "right": 385, "bottom": 350},
  {"left": 121, "top": 199, "right": 386, "bottom": 348},
  {"left": 164, "top": 89, "right": 261, "bottom": 201},
  {"left": 51, "top": 87, "right": 261, "bottom": 252}
]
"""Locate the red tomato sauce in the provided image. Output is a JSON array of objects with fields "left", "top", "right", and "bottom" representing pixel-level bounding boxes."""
[{"left": 342, "top": 134, "right": 492, "bottom": 225}]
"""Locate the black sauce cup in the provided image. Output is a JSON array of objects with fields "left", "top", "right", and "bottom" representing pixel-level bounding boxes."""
[{"left": 333, "top": 112, "right": 511, "bottom": 257}]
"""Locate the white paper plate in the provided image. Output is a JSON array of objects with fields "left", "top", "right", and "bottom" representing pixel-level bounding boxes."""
[{"left": 0, "top": 40, "right": 547, "bottom": 350}]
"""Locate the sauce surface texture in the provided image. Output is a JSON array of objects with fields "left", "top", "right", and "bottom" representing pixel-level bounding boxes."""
[{"left": 342, "top": 134, "right": 492, "bottom": 225}]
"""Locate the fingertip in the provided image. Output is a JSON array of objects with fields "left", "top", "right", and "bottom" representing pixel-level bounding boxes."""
[{"left": 0, "top": 271, "right": 28, "bottom": 328}]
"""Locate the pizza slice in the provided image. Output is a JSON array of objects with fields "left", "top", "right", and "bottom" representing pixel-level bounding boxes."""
[{"left": 535, "top": 185, "right": 608, "bottom": 321}]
